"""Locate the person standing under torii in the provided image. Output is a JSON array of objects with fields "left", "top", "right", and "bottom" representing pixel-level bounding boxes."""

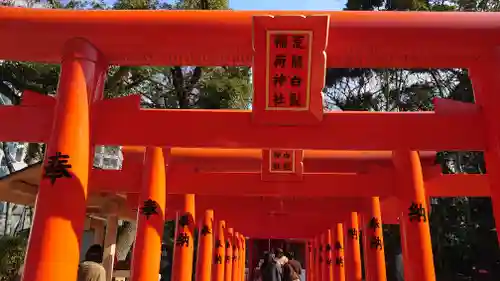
[
  {"left": 283, "top": 252, "right": 302, "bottom": 281},
  {"left": 261, "top": 251, "right": 282, "bottom": 281},
  {"left": 77, "top": 244, "right": 107, "bottom": 281}
]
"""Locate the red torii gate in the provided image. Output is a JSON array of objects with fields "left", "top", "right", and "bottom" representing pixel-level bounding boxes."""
[
  {"left": 0, "top": 7, "right": 499, "bottom": 281},
  {"left": 93, "top": 147, "right": 489, "bottom": 281},
  {"left": 111, "top": 147, "right": 491, "bottom": 281}
]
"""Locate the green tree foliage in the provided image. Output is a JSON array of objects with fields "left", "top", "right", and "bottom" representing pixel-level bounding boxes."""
[
  {"left": 0, "top": 236, "right": 27, "bottom": 280},
  {"left": 343, "top": 0, "right": 496, "bottom": 11}
]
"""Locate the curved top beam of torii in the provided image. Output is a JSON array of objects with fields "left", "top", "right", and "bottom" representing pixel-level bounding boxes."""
[{"left": 0, "top": 8, "right": 498, "bottom": 69}]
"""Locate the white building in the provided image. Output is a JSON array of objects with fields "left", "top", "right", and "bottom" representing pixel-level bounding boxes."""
[
  {"left": 0, "top": 142, "right": 29, "bottom": 235},
  {"left": 0, "top": 143, "right": 123, "bottom": 236}
]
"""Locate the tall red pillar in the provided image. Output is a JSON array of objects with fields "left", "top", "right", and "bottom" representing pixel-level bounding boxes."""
[
  {"left": 333, "top": 223, "right": 345, "bottom": 281},
  {"left": 225, "top": 228, "right": 234, "bottom": 281},
  {"left": 196, "top": 210, "right": 214, "bottom": 281},
  {"left": 469, "top": 59, "right": 500, "bottom": 247},
  {"left": 22, "top": 38, "right": 107, "bottom": 281},
  {"left": 345, "top": 212, "right": 362, "bottom": 281},
  {"left": 320, "top": 233, "right": 327, "bottom": 281},
  {"left": 130, "top": 147, "right": 167, "bottom": 281},
  {"left": 172, "top": 194, "right": 196, "bottom": 281},
  {"left": 213, "top": 221, "right": 226, "bottom": 281},
  {"left": 393, "top": 151, "right": 436, "bottom": 281},
  {"left": 314, "top": 236, "right": 320, "bottom": 281},
  {"left": 362, "top": 197, "right": 387, "bottom": 281},
  {"left": 240, "top": 234, "right": 246, "bottom": 281},
  {"left": 306, "top": 240, "right": 312, "bottom": 281},
  {"left": 324, "top": 230, "right": 333, "bottom": 281},
  {"left": 232, "top": 232, "right": 241, "bottom": 281}
]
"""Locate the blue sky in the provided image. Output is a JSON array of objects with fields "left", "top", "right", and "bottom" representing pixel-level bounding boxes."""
[
  {"left": 55, "top": 0, "right": 345, "bottom": 10},
  {"left": 229, "top": 0, "right": 345, "bottom": 10}
]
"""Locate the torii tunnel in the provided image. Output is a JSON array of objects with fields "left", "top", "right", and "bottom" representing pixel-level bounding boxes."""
[{"left": 1, "top": 7, "right": 500, "bottom": 281}]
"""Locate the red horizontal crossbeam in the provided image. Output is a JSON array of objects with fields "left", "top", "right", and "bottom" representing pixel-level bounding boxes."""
[
  {"left": 93, "top": 170, "right": 396, "bottom": 197},
  {"left": 3, "top": 103, "right": 483, "bottom": 150},
  {"left": 168, "top": 150, "right": 437, "bottom": 173},
  {"left": 92, "top": 102, "right": 484, "bottom": 150},
  {"left": 225, "top": 215, "right": 345, "bottom": 239},
  {"left": 227, "top": 216, "right": 334, "bottom": 239},
  {"left": 161, "top": 196, "right": 353, "bottom": 238},
  {"left": 166, "top": 205, "right": 357, "bottom": 238},
  {"left": 164, "top": 196, "right": 361, "bottom": 219},
  {"left": 0, "top": 8, "right": 497, "bottom": 68},
  {"left": 93, "top": 145, "right": 488, "bottom": 197},
  {"left": 0, "top": 91, "right": 485, "bottom": 151},
  {"left": 153, "top": 195, "right": 403, "bottom": 237},
  {"left": 161, "top": 197, "right": 432, "bottom": 237},
  {"left": 90, "top": 168, "right": 489, "bottom": 197}
]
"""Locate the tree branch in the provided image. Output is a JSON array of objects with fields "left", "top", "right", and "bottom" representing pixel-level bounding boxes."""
[
  {"left": 171, "top": 67, "right": 187, "bottom": 108},
  {"left": 105, "top": 66, "right": 132, "bottom": 95},
  {"left": 0, "top": 82, "right": 19, "bottom": 105}
]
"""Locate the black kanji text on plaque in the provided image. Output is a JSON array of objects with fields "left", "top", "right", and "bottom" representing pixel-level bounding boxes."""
[
  {"left": 292, "top": 35, "right": 304, "bottom": 49},
  {"left": 274, "top": 55, "right": 286, "bottom": 68},
  {"left": 274, "top": 35, "right": 288, "bottom": 49}
]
